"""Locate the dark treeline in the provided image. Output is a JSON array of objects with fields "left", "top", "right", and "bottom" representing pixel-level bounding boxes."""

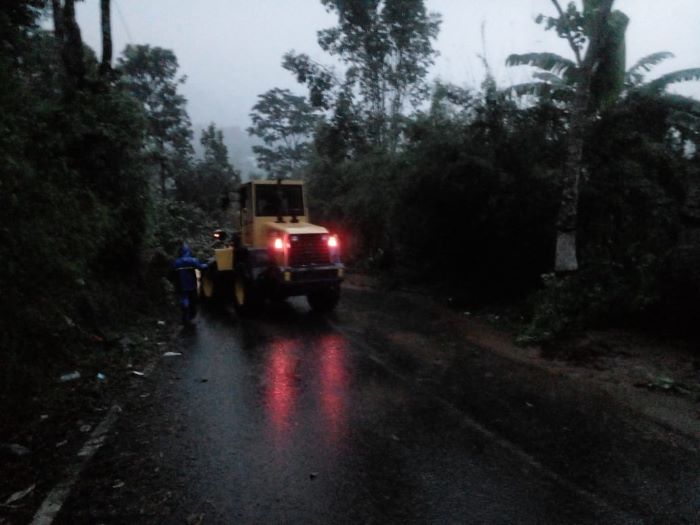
[
  {"left": 252, "top": 0, "right": 700, "bottom": 339},
  {"left": 2, "top": 0, "right": 700, "bottom": 401},
  {"left": 0, "top": 1, "right": 237, "bottom": 398}
]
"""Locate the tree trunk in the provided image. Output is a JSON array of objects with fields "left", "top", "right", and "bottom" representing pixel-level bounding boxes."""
[
  {"left": 51, "top": 0, "right": 64, "bottom": 45},
  {"left": 99, "top": 0, "right": 112, "bottom": 77},
  {"left": 158, "top": 140, "right": 167, "bottom": 197},
  {"left": 60, "top": 0, "right": 85, "bottom": 85},
  {"left": 552, "top": 0, "right": 615, "bottom": 273},
  {"left": 554, "top": 73, "right": 590, "bottom": 272}
]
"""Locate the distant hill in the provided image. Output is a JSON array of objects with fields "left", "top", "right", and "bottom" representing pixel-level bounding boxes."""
[{"left": 192, "top": 124, "right": 263, "bottom": 181}]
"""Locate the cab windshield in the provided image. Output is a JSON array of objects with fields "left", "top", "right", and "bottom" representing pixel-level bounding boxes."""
[{"left": 255, "top": 185, "right": 304, "bottom": 217}]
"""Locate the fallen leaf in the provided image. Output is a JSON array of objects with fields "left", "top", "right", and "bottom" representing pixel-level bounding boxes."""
[{"left": 4, "top": 484, "right": 35, "bottom": 505}]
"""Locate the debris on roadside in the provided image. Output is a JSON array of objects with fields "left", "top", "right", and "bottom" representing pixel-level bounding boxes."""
[
  {"left": 96, "top": 372, "right": 107, "bottom": 382},
  {"left": 1, "top": 443, "right": 30, "bottom": 457},
  {"left": 79, "top": 424, "right": 92, "bottom": 433},
  {"left": 112, "top": 480, "right": 125, "bottom": 489},
  {"left": 186, "top": 513, "right": 204, "bottom": 525},
  {"left": 118, "top": 335, "right": 134, "bottom": 352},
  {"left": 634, "top": 375, "right": 700, "bottom": 398},
  {"left": 162, "top": 352, "right": 182, "bottom": 357},
  {"left": 131, "top": 370, "right": 146, "bottom": 377},
  {"left": 309, "top": 472, "right": 318, "bottom": 480},
  {"left": 3, "top": 484, "right": 35, "bottom": 505},
  {"left": 157, "top": 320, "right": 166, "bottom": 326},
  {"left": 59, "top": 371, "right": 81, "bottom": 383}
]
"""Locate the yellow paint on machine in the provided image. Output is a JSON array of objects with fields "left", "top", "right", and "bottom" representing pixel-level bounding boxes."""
[
  {"left": 215, "top": 247, "right": 234, "bottom": 271},
  {"left": 251, "top": 221, "right": 328, "bottom": 249}
]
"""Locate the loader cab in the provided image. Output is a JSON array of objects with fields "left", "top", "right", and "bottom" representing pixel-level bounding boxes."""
[{"left": 238, "top": 180, "right": 310, "bottom": 248}]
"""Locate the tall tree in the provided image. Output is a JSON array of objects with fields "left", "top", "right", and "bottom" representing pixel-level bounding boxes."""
[
  {"left": 507, "top": 1, "right": 700, "bottom": 273},
  {"left": 247, "top": 88, "right": 319, "bottom": 178},
  {"left": 176, "top": 124, "right": 240, "bottom": 211},
  {"left": 505, "top": 0, "right": 623, "bottom": 272},
  {"left": 51, "top": 0, "right": 85, "bottom": 85},
  {"left": 117, "top": 44, "right": 192, "bottom": 196},
  {"left": 285, "top": 0, "right": 440, "bottom": 152},
  {"left": 99, "top": 0, "right": 112, "bottom": 77}
]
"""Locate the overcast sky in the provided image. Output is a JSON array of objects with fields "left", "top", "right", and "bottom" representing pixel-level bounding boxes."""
[{"left": 75, "top": 0, "right": 700, "bottom": 128}]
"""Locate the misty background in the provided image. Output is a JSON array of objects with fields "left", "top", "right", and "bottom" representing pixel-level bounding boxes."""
[{"left": 74, "top": 0, "right": 700, "bottom": 179}]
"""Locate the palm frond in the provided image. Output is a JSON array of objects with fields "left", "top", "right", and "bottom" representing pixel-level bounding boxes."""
[
  {"left": 504, "top": 82, "right": 551, "bottom": 98},
  {"left": 506, "top": 53, "right": 577, "bottom": 78},
  {"left": 503, "top": 82, "right": 573, "bottom": 103},
  {"left": 625, "top": 52, "right": 675, "bottom": 86},
  {"left": 643, "top": 68, "right": 700, "bottom": 94},
  {"left": 660, "top": 93, "right": 700, "bottom": 115},
  {"left": 532, "top": 71, "right": 568, "bottom": 86}
]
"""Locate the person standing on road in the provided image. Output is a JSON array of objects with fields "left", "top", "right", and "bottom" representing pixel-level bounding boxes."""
[{"left": 172, "top": 242, "right": 207, "bottom": 326}]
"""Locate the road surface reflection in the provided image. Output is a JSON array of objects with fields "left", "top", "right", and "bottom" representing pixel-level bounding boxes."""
[
  {"left": 265, "top": 338, "right": 297, "bottom": 439},
  {"left": 264, "top": 332, "right": 350, "bottom": 448},
  {"left": 318, "top": 333, "right": 349, "bottom": 444}
]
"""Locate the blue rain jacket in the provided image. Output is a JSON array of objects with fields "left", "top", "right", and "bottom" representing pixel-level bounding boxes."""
[{"left": 173, "top": 244, "right": 207, "bottom": 293}]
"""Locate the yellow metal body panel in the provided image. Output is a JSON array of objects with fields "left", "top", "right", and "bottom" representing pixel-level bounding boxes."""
[
  {"left": 214, "top": 247, "right": 234, "bottom": 271},
  {"left": 255, "top": 221, "right": 329, "bottom": 248},
  {"left": 240, "top": 180, "right": 328, "bottom": 249}
]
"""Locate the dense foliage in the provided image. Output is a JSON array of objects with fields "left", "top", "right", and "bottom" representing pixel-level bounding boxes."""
[
  {"left": 248, "top": 88, "right": 319, "bottom": 179},
  {"left": 0, "top": 2, "right": 235, "bottom": 399},
  {"left": 0, "top": 2, "right": 152, "bottom": 393},
  {"left": 3, "top": 0, "right": 700, "bottom": 405},
  {"left": 281, "top": 0, "right": 700, "bottom": 338}
]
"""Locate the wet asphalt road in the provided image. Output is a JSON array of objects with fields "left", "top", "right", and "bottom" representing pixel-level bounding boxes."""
[
  {"left": 144, "top": 307, "right": 617, "bottom": 523},
  {"left": 55, "top": 292, "right": 646, "bottom": 524}
]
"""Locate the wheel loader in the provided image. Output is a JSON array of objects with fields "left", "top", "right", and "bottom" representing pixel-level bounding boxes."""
[{"left": 200, "top": 179, "right": 344, "bottom": 315}]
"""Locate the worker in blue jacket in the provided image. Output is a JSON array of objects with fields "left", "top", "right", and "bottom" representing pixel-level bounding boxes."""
[{"left": 172, "top": 243, "right": 208, "bottom": 325}]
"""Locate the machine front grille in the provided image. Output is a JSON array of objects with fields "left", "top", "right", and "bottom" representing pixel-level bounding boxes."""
[{"left": 288, "top": 234, "right": 330, "bottom": 266}]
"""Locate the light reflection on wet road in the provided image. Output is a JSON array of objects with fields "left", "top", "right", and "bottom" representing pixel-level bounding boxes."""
[
  {"left": 148, "top": 298, "right": 629, "bottom": 524},
  {"left": 52, "top": 293, "right": 651, "bottom": 524}
]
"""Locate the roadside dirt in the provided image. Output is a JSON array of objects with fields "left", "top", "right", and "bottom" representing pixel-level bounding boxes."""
[
  {"left": 0, "top": 313, "right": 181, "bottom": 525},
  {"left": 344, "top": 272, "right": 700, "bottom": 444},
  {"left": 338, "top": 276, "right": 700, "bottom": 518}
]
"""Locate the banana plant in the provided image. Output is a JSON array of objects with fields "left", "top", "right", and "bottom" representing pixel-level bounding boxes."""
[
  {"left": 505, "top": 0, "right": 699, "bottom": 273},
  {"left": 508, "top": 49, "right": 700, "bottom": 101}
]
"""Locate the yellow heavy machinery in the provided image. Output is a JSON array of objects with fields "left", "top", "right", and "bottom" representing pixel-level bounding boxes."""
[{"left": 200, "top": 179, "right": 344, "bottom": 315}]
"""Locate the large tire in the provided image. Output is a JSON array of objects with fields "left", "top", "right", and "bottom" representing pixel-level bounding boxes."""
[
  {"left": 199, "top": 262, "right": 225, "bottom": 305},
  {"left": 307, "top": 286, "right": 340, "bottom": 313},
  {"left": 233, "top": 266, "right": 262, "bottom": 317},
  {"left": 200, "top": 270, "right": 216, "bottom": 301}
]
